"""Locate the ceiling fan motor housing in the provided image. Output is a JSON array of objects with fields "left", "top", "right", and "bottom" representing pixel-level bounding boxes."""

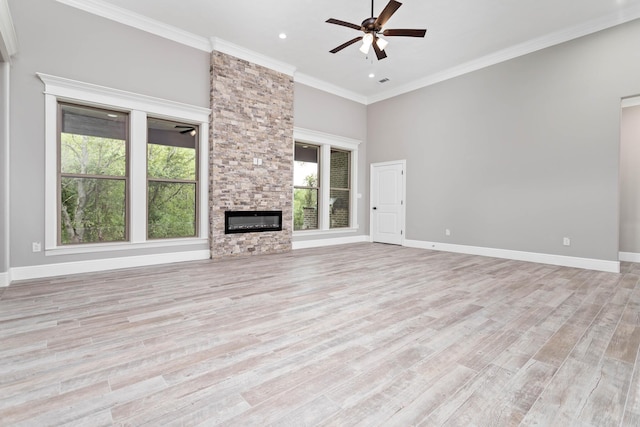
[{"left": 361, "top": 17, "right": 381, "bottom": 33}]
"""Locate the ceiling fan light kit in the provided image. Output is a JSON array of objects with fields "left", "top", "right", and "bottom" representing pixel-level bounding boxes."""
[{"left": 326, "top": 0, "right": 427, "bottom": 60}]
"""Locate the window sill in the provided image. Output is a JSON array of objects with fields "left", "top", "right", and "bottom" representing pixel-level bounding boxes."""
[
  {"left": 45, "top": 238, "right": 209, "bottom": 256},
  {"left": 293, "top": 227, "right": 359, "bottom": 237}
]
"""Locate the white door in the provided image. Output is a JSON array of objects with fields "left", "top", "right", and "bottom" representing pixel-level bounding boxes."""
[{"left": 370, "top": 161, "right": 405, "bottom": 245}]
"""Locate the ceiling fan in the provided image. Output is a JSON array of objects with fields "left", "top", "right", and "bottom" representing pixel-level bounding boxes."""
[
  {"left": 326, "top": 0, "right": 427, "bottom": 60},
  {"left": 175, "top": 125, "right": 196, "bottom": 136}
]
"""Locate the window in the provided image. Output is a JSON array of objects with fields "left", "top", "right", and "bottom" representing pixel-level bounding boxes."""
[
  {"left": 294, "top": 143, "right": 319, "bottom": 231},
  {"left": 59, "top": 104, "right": 129, "bottom": 244},
  {"left": 147, "top": 118, "right": 198, "bottom": 239},
  {"left": 39, "top": 73, "right": 210, "bottom": 254},
  {"left": 293, "top": 128, "right": 361, "bottom": 233},
  {"left": 329, "top": 148, "right": 350, "bottom": 229}
]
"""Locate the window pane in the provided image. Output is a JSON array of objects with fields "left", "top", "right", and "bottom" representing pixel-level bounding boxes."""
[
  {"left": 294, "top": 144, "right": 319, "bottom": 187},
  {"left": 294, "top": 188, "right": 318, "bottom": 231},
  {"left": 60, "top": 177, "right": 126, "bottom": 244},
  {"left": 147, "top": 144, "right": 196, "bottom": 180},
  {"left": 330, "top": 149, "right": 350, "bottom": 229},
  {"left": 61, "top": 104, "right": 127, "bottom": 140},
  {"left": 330, "top": 149, "right": 349, "bottom": 189},
  {"left": 60, "top": 104, "right": 127, "bottom": 177},
  {"left": 330, "top": 189, "right": 350, "bottom": 229},
  {"left": 60, "top": 132, "right": 126, "bottom": 176},
  {"left": 147, "top": 118, "right": 197, "bottom": 180},
  {"left": 148, "top": 182, "right": 196, "bottom": 238}
]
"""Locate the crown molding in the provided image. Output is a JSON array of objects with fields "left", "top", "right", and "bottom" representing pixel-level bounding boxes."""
[
  {"left": 54, "top": 0, "right": 640, "bottom": 105},
  {"left": 294, "top": 73, "right": 368, "bottom": 105},
  {"left": 0, "top": 0, "right": 18, "bottom": 61},
  {"left": 55, "top": 0, "right": 211, "bottom": 52},
  {"left": 367, "top": 4, "right": 640, "bottom": 104},
  {"left": 211, "top": 37, "right": 296, "bottom": 77}
]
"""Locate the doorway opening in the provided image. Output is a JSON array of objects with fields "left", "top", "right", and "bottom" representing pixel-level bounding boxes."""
[{"left": 620, "top": 96, "right": 640, "bottom": 263}]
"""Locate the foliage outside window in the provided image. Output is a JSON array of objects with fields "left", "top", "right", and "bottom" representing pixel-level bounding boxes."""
[
  {"left": 59, "top": 104, "right": 128, "bottom": 244},
  {"left": 329, "top": 149, "right": 350, "bottom": 228},
  {"left": 293, "top": 143, "right": 319, "bottom": 231},
  {"left": 147, "top": 118, "right": 198, "bottom": 239}
]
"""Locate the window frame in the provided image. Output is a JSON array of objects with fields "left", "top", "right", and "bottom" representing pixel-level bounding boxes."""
[
  {"left": 293, "top": 142, "right": 320, "bottom": 231},
  {"left": 57, "top": 102, "right": 131, "bottom": 245},
  {"left": 146, "top": 117, "right": 199, "bottom": 240},
  {"left": 329, "top": 147, "right": 351, "bottom": 229},
  {"left": 293, "top": 127, "right": 360, "bottom": 234},
  {"left": 39, "top": 73, "right": 211, "bottom": 255}
]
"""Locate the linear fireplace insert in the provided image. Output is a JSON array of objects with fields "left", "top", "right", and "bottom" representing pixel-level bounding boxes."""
[{"left": 224, "top": 210, "right": 283, "bottom": 234}]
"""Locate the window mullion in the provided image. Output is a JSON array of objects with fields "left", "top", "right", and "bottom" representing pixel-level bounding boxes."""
[
  {"left": 350, "top": 149, "right": 358, "bottom": 229},
  {"left": 130, "top": 110, "right": 147, "bottom": 244},
  {"left": 320, "top": 144, "right": 331, "bottom": 231}
]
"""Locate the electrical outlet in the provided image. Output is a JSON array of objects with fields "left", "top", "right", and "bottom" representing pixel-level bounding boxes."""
[
  {"left": 32, "top": 242, "right": 42, "bottom": 252},
  {"left": 563, "top": 237, "right": 571, "bottom": 246},
  {"left": 445, "top": 228, "right": 451, "bottom": 236}
]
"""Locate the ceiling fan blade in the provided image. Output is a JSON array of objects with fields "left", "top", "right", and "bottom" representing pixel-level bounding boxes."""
[
  {"left": 372, "top": 38, "right": 387, "bottom": 60},
  {"left": 374, "top": 0, "right": 402, "bottom": 28},
  {"left": 329, "top": 37, "right": 362, "bottom": 54},
  {"left": 383, "top": 28, "right": 427, "bottom": 37},
  {"left": 326, "top": 18, "right": 362, "bottom": 31}
]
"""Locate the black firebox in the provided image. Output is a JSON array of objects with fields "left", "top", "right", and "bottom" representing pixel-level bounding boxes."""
[{"left": 224, "top": 210, "right": 283, "bottom": 234}]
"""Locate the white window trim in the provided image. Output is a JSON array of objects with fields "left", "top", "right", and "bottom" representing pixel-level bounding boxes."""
[
  {"left": 293, "top": 127, "right": 360, "bottom": 233},
  {"left": 37, "top": 73, "right": 211, "bottom": 255}
]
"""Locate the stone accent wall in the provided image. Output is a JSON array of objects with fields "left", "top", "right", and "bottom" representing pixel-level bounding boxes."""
[{"left": 209, "top": 51, "right": 293, "bottom": 258}]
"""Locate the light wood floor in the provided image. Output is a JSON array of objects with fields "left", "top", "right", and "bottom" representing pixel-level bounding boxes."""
[{"left": 1, "top": 243, "right": 639, "bottom": 426}]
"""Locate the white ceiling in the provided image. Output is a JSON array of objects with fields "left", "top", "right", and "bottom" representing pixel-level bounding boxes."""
[{"left": 65, "top": 0, "right": 640, "bottom": 103}]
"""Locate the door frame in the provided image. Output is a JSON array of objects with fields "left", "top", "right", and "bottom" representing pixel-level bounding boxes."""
[{"left": 370, "top": 159, "right": 406, "bottom": 245}]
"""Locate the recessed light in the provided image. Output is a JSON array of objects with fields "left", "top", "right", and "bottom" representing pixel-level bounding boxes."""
[
  {"left": 107, "top": 113, "right": 118, "bottom": 118},
  {"left": 279, "top": 33, "right": 287, "bottom": 39},
  {"left": 368, "top": 73, "right": 375, "bottom": 78}
]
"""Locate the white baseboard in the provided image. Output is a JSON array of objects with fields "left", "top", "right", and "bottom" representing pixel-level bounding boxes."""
[
  {"left": 293, "top": 235, "right": 369, "bottom": 250},
  {"left": 0, "top": 271, "right": 8, "bottom": 287},
  {"left": 404, "top": 240, "right": 620, "bottom": 273},
  {"left": 9, "top": 250, "right": 211, "bottom": 283},
  {"left": 620, "top": 252, "right": 640, "bottom": 263}
]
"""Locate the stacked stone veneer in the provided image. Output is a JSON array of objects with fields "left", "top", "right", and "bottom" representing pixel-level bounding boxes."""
[{"left": 209, "top": 51, "right": 293, "bottom": 258}]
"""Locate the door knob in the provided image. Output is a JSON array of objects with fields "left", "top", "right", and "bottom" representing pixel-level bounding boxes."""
[{"left": 372, "top": 207, "right": 377, "bottom": 210}]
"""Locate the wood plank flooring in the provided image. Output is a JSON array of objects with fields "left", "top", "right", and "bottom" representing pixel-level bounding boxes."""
[{"left": 1, "top": 243, "right": 639, "bottom": 426}]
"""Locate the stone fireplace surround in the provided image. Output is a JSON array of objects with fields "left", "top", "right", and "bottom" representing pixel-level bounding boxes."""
[{"left": 209, "top": 51, "right": 294, "bottom": 258}]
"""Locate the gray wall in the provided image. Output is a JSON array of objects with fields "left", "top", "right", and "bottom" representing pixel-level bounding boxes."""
[
  {"left": 7, "top": 0, "right": 370, "bottom": 269},
  {"left": 0, "top": 61, "right": 7, "bottom": 275},
  {"left": 368, "top": 19, "right": 640, "bottom": 261},
  {"left": 293, "top": 83, "right": 368, "bottom": 240},
  {"left": 621, "top": 104, "right": 640, "bottom": 253},
  {"left": 8, "top": 0, "right": 210, "bottom": 268}
]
